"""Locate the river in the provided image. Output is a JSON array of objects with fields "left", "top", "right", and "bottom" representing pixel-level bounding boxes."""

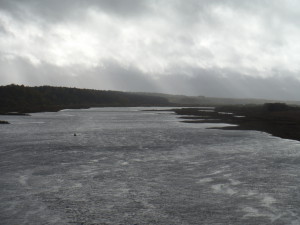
[{"left": 0, "top": 107, "right": 300, "bottom": 224}]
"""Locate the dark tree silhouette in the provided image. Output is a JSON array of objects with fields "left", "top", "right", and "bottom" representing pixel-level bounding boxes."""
[{"left": 0, "top": 84, "right": 170, "bottom": 113}]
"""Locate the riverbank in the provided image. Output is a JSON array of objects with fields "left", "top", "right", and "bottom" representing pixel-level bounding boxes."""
[{"left": 173, "top": 103, "right": 300, "bottom": 142}]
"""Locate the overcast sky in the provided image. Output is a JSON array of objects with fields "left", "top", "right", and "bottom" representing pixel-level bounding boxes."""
[{"left": 1, "top": 0, "right": 300, "bottom": 100}]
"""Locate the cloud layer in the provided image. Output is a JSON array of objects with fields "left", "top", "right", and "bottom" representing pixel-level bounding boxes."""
[{"left": 1, "top": 0, "right": 300, "bottom": 100}]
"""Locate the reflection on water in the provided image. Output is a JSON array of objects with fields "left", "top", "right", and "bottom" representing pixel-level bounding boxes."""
[{"left": 1, "top": 107, "right": 300, "bottom": 225}]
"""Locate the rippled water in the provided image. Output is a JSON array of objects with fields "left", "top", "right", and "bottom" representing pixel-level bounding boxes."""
[{"left": 1, "top": 107, "right": 300, "bottom": 225}]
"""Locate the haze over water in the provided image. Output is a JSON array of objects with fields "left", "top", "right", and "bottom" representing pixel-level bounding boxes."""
[{"left": 1, "top": 107, "right": 300, "bottom": 224}]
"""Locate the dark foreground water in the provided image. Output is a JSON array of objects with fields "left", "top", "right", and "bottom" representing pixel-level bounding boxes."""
[{"left": 1, "top": 107, "right": 300, "bottom": 225}]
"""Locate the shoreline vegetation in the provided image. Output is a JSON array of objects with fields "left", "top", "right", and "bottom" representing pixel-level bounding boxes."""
[
  {"left": 1, "top": 84, "right": 300, "bottom": 142},
  {"left": 1, "top": 84, "right": 300, "bottom": 115},
  {"left": 172, "top": 103, "right": 300, "bottom": 142},
  {"left": 0, "top": 84, "right": 171, "bottom": 115}
]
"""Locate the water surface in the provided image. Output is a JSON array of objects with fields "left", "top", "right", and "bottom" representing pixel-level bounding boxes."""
[{"left": 1, "top": 107, "right": 300, "bottom": 224}]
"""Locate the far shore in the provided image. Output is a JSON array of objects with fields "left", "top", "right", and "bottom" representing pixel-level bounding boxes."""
[{"left": 170, "top": 103, "right": 300, "bottom": 142}]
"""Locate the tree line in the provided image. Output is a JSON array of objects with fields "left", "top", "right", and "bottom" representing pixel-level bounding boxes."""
[{"left": 0, "top": 84, "right": 170, "bottom": 113}]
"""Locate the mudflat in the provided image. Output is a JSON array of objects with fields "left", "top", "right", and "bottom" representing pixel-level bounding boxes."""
[{"left": 173, "top": 103, "right": 300, "bottom": 142}]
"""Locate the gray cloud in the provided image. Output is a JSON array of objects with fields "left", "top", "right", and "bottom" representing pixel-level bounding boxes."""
[
  {"left": 0, "top": 0, "right": 300, "bottom": 100},
  {"left": 0, "top": 0, "right": 150, "bottom": 22},
  {"left": 1, "top": 56, "right": 299, "bottom": 101}
]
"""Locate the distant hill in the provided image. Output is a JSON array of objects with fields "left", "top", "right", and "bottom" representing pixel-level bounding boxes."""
[
  {"left": 0, "top": 85, "right": 170, "bottom": 113},
  {"left": 136, "top": 92, "right": 300, "bottom": 106}
]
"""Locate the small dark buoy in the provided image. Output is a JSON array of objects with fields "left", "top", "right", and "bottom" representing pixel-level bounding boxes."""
[{"left": 74, "top": 133, "right": 77, "bottom": 136}]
